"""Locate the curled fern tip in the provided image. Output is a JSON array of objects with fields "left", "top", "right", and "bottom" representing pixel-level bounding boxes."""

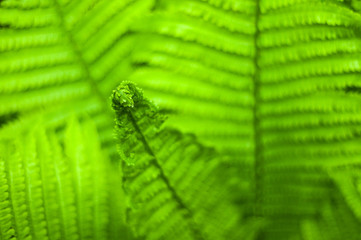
[{"left": 111, "top": 82, "right": 143, "bottom": 110}]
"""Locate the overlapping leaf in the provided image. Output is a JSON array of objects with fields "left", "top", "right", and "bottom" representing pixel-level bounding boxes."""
[
  {"left": 0, "top": 0, "right": 155, "bottom": 157},
  {"left": 124, "top": 0, "right": 361, "bottom": 238},
  {"left": 111, "top": 82, "right": 263, "bottom": 240},
  {"left": 0, "top": 118, "right": 125, "bottom": 240}
]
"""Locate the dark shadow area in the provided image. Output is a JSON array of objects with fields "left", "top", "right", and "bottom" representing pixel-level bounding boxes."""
[
  {"left": 345, "top": 85, "right": 361, "bottom": 93},
  {"left": 0, "top": 112, "right": 19, "bottom": 128}
]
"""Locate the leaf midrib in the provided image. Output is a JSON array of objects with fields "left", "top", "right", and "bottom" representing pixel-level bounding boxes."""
[
  {"left": 126, "top": 109, "right": 205, "bottom": 240},
  {"left": 253, "top": 0, "right": 262, "bottom": 216},
  {"left": 52, "top": 0, "right": 113, "bottom": 118}
]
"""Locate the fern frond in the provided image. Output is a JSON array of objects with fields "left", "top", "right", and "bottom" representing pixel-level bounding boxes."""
[
  {"left": 0, "top": 0, "right": 154, "bottom": 157},
  {"left": 2, "top": 0, "right": 361, "bottom": 239},
  {"left": 0, "top": 118, "right": 124, "bottom": 240},
  {"left": 329, "top": 168, "right": 361, "bottom": 221},
  {"left": 124, "top": 0, "right": 361, "bottom": 238},
  {"left": 111, "top": 82, "right": 243, "bottom": 240}
]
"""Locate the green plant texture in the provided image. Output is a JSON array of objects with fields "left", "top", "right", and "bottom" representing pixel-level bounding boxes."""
[{"left": 1, "top": 0, "right": 361, "bottom": 239}]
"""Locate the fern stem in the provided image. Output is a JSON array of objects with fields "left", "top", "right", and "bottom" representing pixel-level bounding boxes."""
[
  {"left": 21, "top": 142, "right": 37, "bottom": 240},
  {"left": 39, "top": 156, "right": 54, "bottom": 240},
  {"left": 3, "top": 147, "right": 20, "bottom": 239},
  {"left": 127, "top": 110, "right": 205, "bottom": 240},
  {"left": 51, "top": 0, "right": 114, "bottom": 118},
  {"left": 253, "top": 0, "right": 263, "bottom": 216},
  {"left": 52, "top": 135, "right": 76, "bottom": 240}
]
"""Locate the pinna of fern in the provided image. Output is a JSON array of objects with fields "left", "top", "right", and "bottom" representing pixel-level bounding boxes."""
[
  {"left": 0, "top": 0, "right": 156, "bottom": 158},
  {"left": 0, "top": 118, "right": 125, "bottom": 240},
  {"left": 110, "top": 81, "right": 361, "bottom": 240},
  {"left": 124, "top": 0, "right": 361, "bottom": 238},
  {"left": 111, "top": 82, "right": 266, "bottom": 240}
]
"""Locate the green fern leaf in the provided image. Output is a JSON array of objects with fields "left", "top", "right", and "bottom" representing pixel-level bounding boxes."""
[
  {"left": 0, "top": 0, "right": 155, "bottom": 157},
  {"left": 0, "top": 118, "right": 124, "bottom": 240},
  {"left": 123, "top": 0, "right": 361, "bottom": 238},
  {"left": 111, "top": 82, "right": 261, "bottom": 240}
]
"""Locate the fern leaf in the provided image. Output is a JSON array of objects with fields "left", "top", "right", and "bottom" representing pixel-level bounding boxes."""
[
  {"left": 111, "top": 82, "right": 245, "bottom": 240},
  {"left": 0, "top": 118, "right": 124, "bottom": 240},
  {"left": 0, "top": 0, "right": 154, "bottom": 157},
  {"left": 2, "top": 0, "right": 361, "bottom": 239},
  {"left": 123, "top": 0, "right": 361, "bottom": 238}
]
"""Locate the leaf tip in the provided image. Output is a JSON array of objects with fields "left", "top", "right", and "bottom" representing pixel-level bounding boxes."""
[{"left": 111, "top": 81, "right": 143, "bottom": 111}]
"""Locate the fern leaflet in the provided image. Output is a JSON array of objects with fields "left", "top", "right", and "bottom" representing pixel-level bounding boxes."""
[
  {"left": 111, "top": 82, "right": 263, "bottom": 240},
  {"left": 0, "top": 118, "right": 124, "bottom": 240}
]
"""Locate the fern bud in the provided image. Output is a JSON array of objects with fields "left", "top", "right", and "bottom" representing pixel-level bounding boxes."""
[{"left": 111, "top": 81, "right": 143, "bottom": 110}]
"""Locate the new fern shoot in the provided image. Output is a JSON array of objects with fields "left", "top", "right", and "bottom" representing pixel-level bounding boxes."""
[{"left": 111, "top": 82, "right": 245, "bottom": 240}]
